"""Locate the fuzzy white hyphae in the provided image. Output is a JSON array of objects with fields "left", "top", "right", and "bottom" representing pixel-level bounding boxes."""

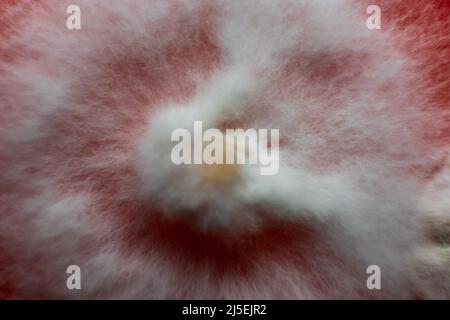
[{"left": 0, "top": 0, "right": 449, "bottom": 299}]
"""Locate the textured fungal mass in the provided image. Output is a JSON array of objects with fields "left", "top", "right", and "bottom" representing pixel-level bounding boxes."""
[{"left": 0, "top": 0, "right": 449, "bottom": 299}]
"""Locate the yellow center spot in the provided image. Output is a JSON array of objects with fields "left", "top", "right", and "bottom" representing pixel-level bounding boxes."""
[
  {"left": 200, "top": 135, "right": 247, "bottom": 185},
  {"left": 201, "top": 162, "right": 240, "bottom": 185}
]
